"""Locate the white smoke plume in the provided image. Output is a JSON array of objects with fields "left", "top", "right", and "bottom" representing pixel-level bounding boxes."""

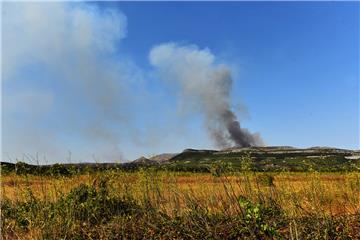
[
  {"left": 149, "top": 43, "right": 263, "bottom": 148},
  {"left": 2, "top": 2, "right": 132, "bottom": 162}
]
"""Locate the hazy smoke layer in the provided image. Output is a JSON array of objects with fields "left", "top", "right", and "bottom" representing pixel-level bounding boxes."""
[
  {"left": 2, "top": 2, "right": 131, "bottom": 162},
  {"left": 149, "top": 43, "right": 263, "bottom": 148}
]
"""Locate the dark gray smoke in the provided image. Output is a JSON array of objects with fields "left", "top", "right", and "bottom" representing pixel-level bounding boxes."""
[
  {"left": 221, "top": 109, "right": 262, "bottom": 147},
  {"left": 149, "top": 43, "right": 263, "bottom": 148}
]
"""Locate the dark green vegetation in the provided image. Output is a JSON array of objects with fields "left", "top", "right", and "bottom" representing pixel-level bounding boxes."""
[{"left": 2, "top": 147, "right": 359, "bottom": 175}]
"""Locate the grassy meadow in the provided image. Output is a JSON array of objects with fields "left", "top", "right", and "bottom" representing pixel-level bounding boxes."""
[{"left": 1, "top": 168, "right": 359, "bottom": 239}]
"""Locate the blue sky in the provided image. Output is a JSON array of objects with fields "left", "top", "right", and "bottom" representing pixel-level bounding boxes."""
[{"left": 2, "top": 2, "right": 359, "bottom": 163}]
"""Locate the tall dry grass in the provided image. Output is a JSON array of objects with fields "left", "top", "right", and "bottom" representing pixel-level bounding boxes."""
[{"left": 1, "top": 170, "right": 359, "bottom": 239}]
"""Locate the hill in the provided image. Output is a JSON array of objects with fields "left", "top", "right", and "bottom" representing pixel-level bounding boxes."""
[
  {"left": 1, "top": 146, "right": 359, "bottom": 174},
  {"left": 149, "top": 153, "right": 178, "bottom": 163},
  {"left": 165, "top": 146, "right": 360, "bottom": 172}
]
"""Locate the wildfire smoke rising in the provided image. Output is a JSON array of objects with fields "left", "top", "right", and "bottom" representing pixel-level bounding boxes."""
[
  {"left": 3, "top": 1, "right": 262, "bottom": 162},
  {"left": 150, "top": 43, "right": 263, "bottom": 148}
]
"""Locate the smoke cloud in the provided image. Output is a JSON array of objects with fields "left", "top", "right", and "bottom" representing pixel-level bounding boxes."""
[
  {"left": 149, "top": 43, "right": 263, "bottom": 148},
  {"left": 2, "top": 3, "right": 263, "bottom": 163},
  {"left": 2, "top": 2, "right": 134, "bottom": 162}
]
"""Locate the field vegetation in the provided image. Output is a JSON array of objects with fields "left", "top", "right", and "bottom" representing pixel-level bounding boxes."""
[{"left": 1, "top": 164, "right": 359, "bottom": 239}]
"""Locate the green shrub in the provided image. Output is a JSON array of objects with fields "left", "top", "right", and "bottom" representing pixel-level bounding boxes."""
[{"left": 237, "top": 195, "right": 283, "bottom": 238}]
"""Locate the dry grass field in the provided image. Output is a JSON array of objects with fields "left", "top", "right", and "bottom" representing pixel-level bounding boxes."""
[{"left": 1, "top": 170, "right": 359, "bottom": 239}]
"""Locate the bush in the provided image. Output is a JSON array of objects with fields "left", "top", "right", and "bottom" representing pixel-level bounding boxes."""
[{"left": 237, "top": 195, "right": 283, "bottom": 238}]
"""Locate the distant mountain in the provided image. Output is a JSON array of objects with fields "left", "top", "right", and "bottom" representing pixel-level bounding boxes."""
[
  {"left": 167, "top": 146, "right": 360, "bottom": 172},
  {"left": 1, "top": 146, "right": 359, "bottom": 174}
]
